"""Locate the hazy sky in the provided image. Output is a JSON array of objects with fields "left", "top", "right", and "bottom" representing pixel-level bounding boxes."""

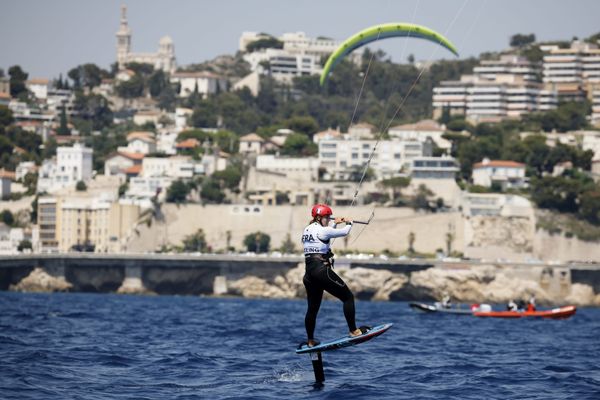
[{"left": 1, "top": 0, "right": 599, "bottom": 79}]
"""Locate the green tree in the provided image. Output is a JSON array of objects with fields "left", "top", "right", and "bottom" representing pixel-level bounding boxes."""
[
  {"left": 17, "top": 239, "right": 32, "bottom": 252},
  {"left": 1, "top": 209, "right": 14, "bottom": 226},
  {"left": 279, "top": 233, "right": 296, "bottom": 253},
  {"left": 115, "top": 74, "right": 145, "bottom": 98},
  {"left": 76, "top": 181, "right": 87, "bottom": 191},
  {"left": 408, "top": 231, "right": 416, "bottom": 254},
  {"left": 213, "top": 165, "right": 242, "bottom": 190},
  {"left": 182, "top": 229, "right": 208, "bottom": 252},
  {"left": 579, "top": 189, "right": 600, "bottom": 225},
  {"left": 285, "top": 116, "right": 319, "bottom": 137},
  {"left": 23, "top": 172, "right": 37, "bottom": 195},
  {"left": 379, "top": 176, "right": 411, "bottom": 205},
  {"left": 246, "top": 37, "right": 283, "bottom": 52},
  {"left": 166, "top": 180, "right": 190, "bottom": 204},
  {"left": 68, "top": 63, "right": 107, "bottom": 89},
  {"left": 510, "top": 33, "right": 536, "bottom": 48},
  {"left": 8, "top": 65, "right": 28, "bottom": 98},
  {"left": 244, "top": 231, "right": 271, "bottom": 253},
  {"left": 73, "top": 93, "right": 113, "bottom": 131},
  {"left": 57, "top": 106, "right": 70, "bottom": 136},
  {"left": 200, "top": 178, "right": 225, "bottom": 203},
  {"left": 191, "top": 101, "right": 218, "bottom": 128},
  {"left": 0, "top": 105, "right": 14, "bottom": 127},
  {"left": 282, "top": 133, "right": 317, "bottom": 156}
]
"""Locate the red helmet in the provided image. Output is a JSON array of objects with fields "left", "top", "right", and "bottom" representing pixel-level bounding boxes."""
[{"left": 311, "top": 204, "right": 333, "bottom": 218}]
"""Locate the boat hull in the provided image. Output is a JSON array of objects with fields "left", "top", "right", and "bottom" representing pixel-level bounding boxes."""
[{"left": 474, "top": 305, "right": 577, "bottom": 319}]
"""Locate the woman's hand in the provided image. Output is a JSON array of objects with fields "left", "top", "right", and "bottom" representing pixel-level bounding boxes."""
[{"left": 335, "top": 217, "right": 352, "bottom": 224}]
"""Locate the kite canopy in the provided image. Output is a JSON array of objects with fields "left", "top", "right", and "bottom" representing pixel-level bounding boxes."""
[{"left": 320, "top": 23, "right": 459, "bottom": 86}]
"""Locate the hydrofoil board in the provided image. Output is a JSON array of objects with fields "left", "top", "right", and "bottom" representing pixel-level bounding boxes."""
[{"left": 296, "top": 323, "right": 392, "bottom": 354}]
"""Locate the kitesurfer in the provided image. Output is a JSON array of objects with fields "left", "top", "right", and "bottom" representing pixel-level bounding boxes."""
[{"left": 302, "top": 203, "right": 369, "bottom": 346}]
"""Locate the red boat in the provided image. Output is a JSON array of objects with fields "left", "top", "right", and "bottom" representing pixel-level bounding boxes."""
[{"left": 473, "top": 305, "right": 577, "bottom": 319}]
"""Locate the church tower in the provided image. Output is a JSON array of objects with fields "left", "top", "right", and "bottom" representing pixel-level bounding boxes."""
[{"left": 116, "top": 5, "right": 132, "bottom": 70}]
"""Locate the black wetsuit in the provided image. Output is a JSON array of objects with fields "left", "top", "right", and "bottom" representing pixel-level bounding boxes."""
[{"left": 303, "top": 254, "right": 356, "bottom": 340}]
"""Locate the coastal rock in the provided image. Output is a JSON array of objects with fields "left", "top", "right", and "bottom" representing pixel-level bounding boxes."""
[
  {"left": 408, "top": 266, "right": 554, "bottom": 304},
  {"left": 10, "top": 267, "right": 72, "bottom": 293},
  {"left": 565, "top": 283, "right": 600, "bottom": 306},
  {"left": 337, "top": 267, "right": 408, "bottom": 301},
  {"left": 227, "top": 276, "right": 290, "bottom": 298}
]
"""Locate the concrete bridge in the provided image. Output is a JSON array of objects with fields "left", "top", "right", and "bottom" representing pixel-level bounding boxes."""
[{"left": 1, "top": 254, "right": 599, "bottom": 299}]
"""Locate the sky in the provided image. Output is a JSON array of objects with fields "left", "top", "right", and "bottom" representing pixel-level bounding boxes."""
[{"left": 1, "top": 0, "right": 599, "bottom": 80}]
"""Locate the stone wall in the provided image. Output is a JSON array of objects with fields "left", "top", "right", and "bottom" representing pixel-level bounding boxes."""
[{"left": 125, "top": 204, "right": 600, "bottom": 262}]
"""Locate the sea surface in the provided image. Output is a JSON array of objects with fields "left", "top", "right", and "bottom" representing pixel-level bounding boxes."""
[{"left": 0, "top": 292, "right": 599, "bottom": 400}]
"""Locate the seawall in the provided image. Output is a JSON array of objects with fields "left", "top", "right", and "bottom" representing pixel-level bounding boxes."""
[{"left": 2, "top": 254, "right": 599, "bottom": 306}]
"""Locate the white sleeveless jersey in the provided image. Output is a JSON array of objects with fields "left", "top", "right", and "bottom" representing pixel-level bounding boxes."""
[{"left": 302, "top": 222, "right": 352, "bottom": 255}]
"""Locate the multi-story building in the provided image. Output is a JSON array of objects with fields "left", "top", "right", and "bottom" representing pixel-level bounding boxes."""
[
  {"left": 38, "top": 197, "right": 58, "bottom": 253},
  {"left": 410, "top": 156, "right": 459, "bottom": 179},
  {"left": 37, "top": 143, "right": 93, "bottom": 193},
  {"left": 117, "top": 131, "right": 156, "bottom": 155},
  {"left": 240, "top": 31, "right": 337, "bottom": 57},
  {"left": 474, "top": 55, "right": 540, "bottom": 82},
  {"left": 389, "top": 120, "right": 450, "bottom": 150},
  {"left": 25, "top": 78, "right": 49, "bottom": 100},
  {"left": 141, "top": 156, "right": 196, "bottom": 179},
  {"left": 433, "top": 56, "right": 558, "bottom": 122},
  {"left": 243, "top": 48, "right": 322, "bottom": 83},
  {"left": 543, "top": 40, "right": 600, "bottom": 101},
  {"left": 319, "top": 138, "right": 423, "bottom": 180},
  {"left": 38, "top": 195, "right": 140, "bottom": 253},
  {"left": 256, "top": 154, "right": 319, "bottom": 181},
  {"left": 0, "top": 77, "right": 9, "bottom": 95},
  {"left": 472, "top": 159, "right": 527, "bottom": 190},
  {"left": 170, "top": 72, "right": 227, "bottom": 98},
  {"left": 592, "top": 90, "right": 600, "bottom": 126},
  {"left": 46, "top": 88, "right": 76, "bottom": 118}
]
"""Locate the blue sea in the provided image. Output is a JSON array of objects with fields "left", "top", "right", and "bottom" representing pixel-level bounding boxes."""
[{"left": 1, "top": 292, "right": 599, "bottom": 399}]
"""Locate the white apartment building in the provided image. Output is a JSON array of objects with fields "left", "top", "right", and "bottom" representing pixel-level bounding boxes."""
[
  {"left": 127, "top": 176, "right": 172, "bottom": 201},
  {"left": 410, "top": 156, "right": 459, "bottom": 179},
  {"left": 592, "top": 90, "right": 600, "bottom": 126},
  {"left": 319, "top": 138, "right": 423, "bottom": 180},
  {"left": 474, "top": 55, "right": 539, "bottom": 82},
  {"left": 0, "top": 225, "right": 25, "bottom": 255},
  {"left": 104, "top": 152, "right": 144, "bottom": 176},
  {"left": 240, "top": 31, "right": 337, "bottom": 56},
  {"left": 15, "top": 161, "right": 37, "bottom": 181},
  {"left": 256, "top": 154, "right": 320, "bottom": 181},
  {"left": 580, "top": 130, "right": 600, "bottom": 160},
  {"left": 472, "top": 159, "right": 527, "bottom": 190},
  {"left": 239, "top": 133, "right": 265, "bottom": 154},
  {"left": 461, "top": 193, "right": 533, "bottom": 218},
  {"left": 389, "top": 120, "right": 450, "bottom": 150},
  {"left": 243, "top": 48, "right": 322, "bottom": 83},
  {"left": 46, "top": 88, "right": 77, "bottom": 118},
  {"left": 433, "top": 56, "right": 558, "bottom": 122},
  {"left": 170, "top": 72, "right": 227, "bottom": 98},
  {"left": 141, "top": 156, "right": 195, "bottom": 179},
  {"left": 117, "top": 131, "right": 156, "bottom": 155},
  {"left": 543, "top": 40, "right": 600, "bottom": 101},
  {"left": 37, "top": 143, "right": 93, "bottom": 193},
  {"left": 25, "top": 78, "right": 49, "bottom": 100}
]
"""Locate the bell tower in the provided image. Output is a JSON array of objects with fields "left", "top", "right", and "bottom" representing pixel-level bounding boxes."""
[{"left": 116, "top": 5, "right": 132, "bottom": 69}]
